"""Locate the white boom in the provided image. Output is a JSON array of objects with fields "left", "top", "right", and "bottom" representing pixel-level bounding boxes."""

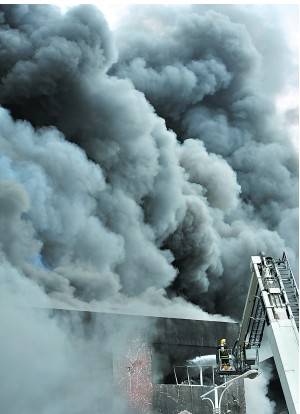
[{"left": 237, "top": 253, "right": 299, "bottom": 414}]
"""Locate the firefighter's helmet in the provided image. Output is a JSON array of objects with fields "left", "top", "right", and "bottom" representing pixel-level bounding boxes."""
[{"left": 219, "top": 338, "right": 226, "bottom": 346}]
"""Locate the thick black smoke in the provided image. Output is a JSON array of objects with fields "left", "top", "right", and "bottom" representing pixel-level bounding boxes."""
[{"left": 0, "top": 4, "right": 298, "bottom": 319}]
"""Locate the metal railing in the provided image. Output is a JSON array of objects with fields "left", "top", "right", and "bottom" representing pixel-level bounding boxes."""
[
  {"left": 173, "top": 365, "right": 217, "bottom": 387},
  {"left": 276, "top": 252, "right": 299, "bottom": 329}
]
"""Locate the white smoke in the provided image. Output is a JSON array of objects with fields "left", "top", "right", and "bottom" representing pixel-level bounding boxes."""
[{"left": 245, "top": 364, "right": 276, "bottom": 414}]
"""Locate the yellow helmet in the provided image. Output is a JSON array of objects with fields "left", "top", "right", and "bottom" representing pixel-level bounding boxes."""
[{"left": 219, "top": 338, "right": 226, "bottom": 345}]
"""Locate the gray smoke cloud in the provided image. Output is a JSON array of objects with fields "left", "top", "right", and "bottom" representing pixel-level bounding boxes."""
[
  {"left": 0, "top": 5, "right": 189, "bottom": 304},
  {"left": 0, "top": 2, "right": 297, "bottom": 319},
  {"left": 112, "top": 4, "right": 298, "bottom": 315},
  {"left": 0, "top": 4, "right": 298, "bottom": 412}
]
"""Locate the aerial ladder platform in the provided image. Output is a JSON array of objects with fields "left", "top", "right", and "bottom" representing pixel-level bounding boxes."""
[{"left": 231, "top": 253, "right": 299, "bottom": 414}]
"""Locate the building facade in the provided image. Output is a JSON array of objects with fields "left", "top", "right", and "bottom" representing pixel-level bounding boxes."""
[{"left": 54, "top": 310, "right": 246, "bottom": 413}]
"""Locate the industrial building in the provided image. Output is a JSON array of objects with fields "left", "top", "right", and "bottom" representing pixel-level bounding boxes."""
[
  {"left": 53, "top": 310, "right": 245, "bottom": 413},
  {"left": 51, "top": 253, "right": 298, "bottom": 414}
]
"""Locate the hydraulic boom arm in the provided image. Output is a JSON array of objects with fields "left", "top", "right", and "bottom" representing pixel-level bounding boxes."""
[{"left": 236, "top": 253, "right": 299, "bottom": 414}]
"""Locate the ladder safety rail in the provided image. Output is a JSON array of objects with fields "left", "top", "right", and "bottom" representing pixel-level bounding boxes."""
[{"left": 276, "top": 252, "right": 299, "bottom": 329}]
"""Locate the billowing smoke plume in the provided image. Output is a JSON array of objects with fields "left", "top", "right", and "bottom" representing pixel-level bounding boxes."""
[
  {"left": 0, "top": 4, "right": 297, "bottom": 320},
  {"left": 0, "top": 4, "right": 297, "bottom": 413},
  {"left": 112, "top": 4, "right": 298, "bottom": 315},
  {"left": 0, "top": 4, "right": 189, "bottom": 318}
]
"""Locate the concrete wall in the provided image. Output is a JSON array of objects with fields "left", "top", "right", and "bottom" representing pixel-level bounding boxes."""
[{"left": 52, "top": 310, "right": 245, "bottom": 413}]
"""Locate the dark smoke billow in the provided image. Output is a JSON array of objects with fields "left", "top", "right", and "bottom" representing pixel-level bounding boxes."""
[
  {"left": 113, "top": 4, "right": 298, "bottom": 315},
  {"left": 0, "top": 4, "right": 297, "bottom": 318},
  {"left": 0, "top": 4, "right": 298, "bottom": 413}
]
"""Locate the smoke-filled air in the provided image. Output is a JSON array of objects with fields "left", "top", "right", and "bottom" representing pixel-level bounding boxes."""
[{"left": 0, "top": 4, "right": 298, "bottom": 414}]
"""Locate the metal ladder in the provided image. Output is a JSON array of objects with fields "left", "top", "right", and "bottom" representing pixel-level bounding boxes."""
[
  {"left": 248, "top": 293, "right": 266, "bottom": 347},
  {"left": 276, "top": 252, "right": 299, "bottom": 330}
]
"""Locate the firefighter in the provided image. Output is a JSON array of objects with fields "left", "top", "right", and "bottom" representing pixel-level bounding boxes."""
[{"left": 218, "top": 338, "right": 230, "bottom": 370}]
